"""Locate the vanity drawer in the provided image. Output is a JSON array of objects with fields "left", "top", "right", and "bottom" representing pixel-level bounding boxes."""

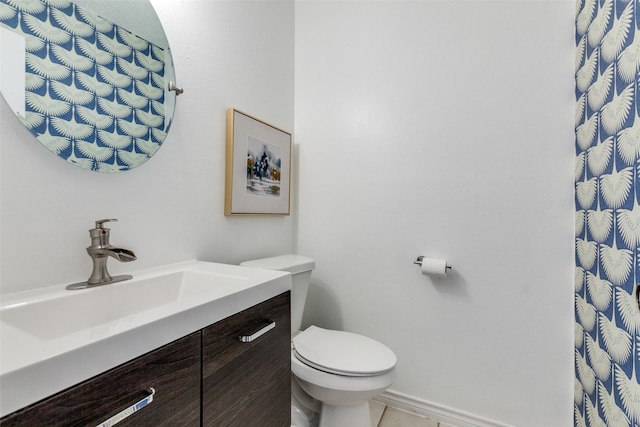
[
  {"left": 202, "top": 291, "right": 291, "bottom": 427},
  {"left": 0, "top": 332, "right": 201, "bottom": 427}
]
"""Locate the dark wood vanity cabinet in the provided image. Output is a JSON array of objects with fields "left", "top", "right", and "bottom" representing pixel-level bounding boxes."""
[
  {"left": 0, "top": 292, "right": 291, "bottom": 427},
  {"left": 0, "top": 332, "right": 201, "bottom": 427},
  {"left": 202, "top": 291, "right": 291, "bottom": 427}
]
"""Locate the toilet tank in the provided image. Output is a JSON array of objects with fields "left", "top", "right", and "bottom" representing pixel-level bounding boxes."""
[{"left": 240, "top": 255, "right": 315, "bottom": 333}]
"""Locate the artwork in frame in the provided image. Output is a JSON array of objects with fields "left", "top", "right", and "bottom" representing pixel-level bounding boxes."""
[{"left": 225, "top": 109, "right": 291, "bottom": 215}]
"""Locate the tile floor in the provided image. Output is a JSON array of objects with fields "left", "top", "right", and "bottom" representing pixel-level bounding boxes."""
[{"left": 370, "top": 401, "right": 458, "bottom": 427}]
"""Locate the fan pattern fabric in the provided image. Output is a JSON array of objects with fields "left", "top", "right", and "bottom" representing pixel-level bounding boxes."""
[
  {"left": 0, "top": 0, "right": 168, "bottom": 172},
  {"left": 575, "top": 0, "right": 640, "bottom": 426}
]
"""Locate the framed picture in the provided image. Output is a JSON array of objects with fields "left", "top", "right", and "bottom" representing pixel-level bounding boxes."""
[{"left": 225, "top": 109, "right": 292, "bottom": 215}]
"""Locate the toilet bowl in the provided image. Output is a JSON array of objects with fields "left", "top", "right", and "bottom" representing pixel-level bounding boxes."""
[
  {"left": 292, "top": 326, "right": 396, "bottom": 427},
  {"left": 240, "top": 255, "right": 397, "bottom": 427}
]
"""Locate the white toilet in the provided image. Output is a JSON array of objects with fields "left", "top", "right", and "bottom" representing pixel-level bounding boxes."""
[{"left": 240, "top": 255, "right": 396, "bottom": 427}]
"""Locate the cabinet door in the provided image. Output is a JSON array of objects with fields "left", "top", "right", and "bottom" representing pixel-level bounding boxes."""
[
  {"left": 0, "top": 332, "right": 201, "bottom": 427},
  {"left": 202, "top": 292, "right": 291, "bottom": 427}
]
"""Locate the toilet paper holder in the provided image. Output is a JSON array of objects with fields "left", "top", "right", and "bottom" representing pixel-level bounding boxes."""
[{"left": 414, "top": 256, "right": 452, "bottom": 270}]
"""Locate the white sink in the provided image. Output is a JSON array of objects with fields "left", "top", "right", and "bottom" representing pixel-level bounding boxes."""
[
  {"left": 2, "top": 270, "right": 247, "bottom": 340},
  {"left": 0, "top": 260, "right": 291, "bottom": 417}
]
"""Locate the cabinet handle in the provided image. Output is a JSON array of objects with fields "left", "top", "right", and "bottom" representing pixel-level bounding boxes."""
[
  {"left": 94, "top": 387, "right": 156, "bottom": 427},
  {"left": 238, "top": 320, "right": 276, "bottom": 343}
]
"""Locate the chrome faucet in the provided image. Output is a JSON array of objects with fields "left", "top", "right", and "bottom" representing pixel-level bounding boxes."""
[{"left": 67, "top": 219, "right": 137, "bottom": 290}]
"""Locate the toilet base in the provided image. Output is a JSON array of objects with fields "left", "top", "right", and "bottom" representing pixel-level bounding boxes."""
[{"left": 318, "top": 401, "right": 371, "bottom": 427}]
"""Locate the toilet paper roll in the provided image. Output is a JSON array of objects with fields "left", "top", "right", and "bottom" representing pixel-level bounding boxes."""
[{"left": 421, "top": 258, "right": 449, "bottom": 278}]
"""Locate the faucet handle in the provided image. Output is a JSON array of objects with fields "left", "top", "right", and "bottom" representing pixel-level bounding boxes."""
[{"left": 95, "top": 219, "right": 118, "bottom": 229}]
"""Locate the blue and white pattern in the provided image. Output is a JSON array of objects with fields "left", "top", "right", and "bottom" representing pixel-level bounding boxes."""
[
  {"left": 575, "top": 0, "right": 640, "bottom": 426},
  {"left": 0, "top": 0, "right": 169, "bottom": 172}
]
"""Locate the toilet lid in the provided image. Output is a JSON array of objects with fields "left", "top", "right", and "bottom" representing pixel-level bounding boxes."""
[{"left": 292, "top": 326, "right": 396, "bottom": 376}]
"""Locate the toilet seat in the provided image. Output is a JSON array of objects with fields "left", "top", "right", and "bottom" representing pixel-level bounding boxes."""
[{"left": 293, "top": 326, "right": 396, "bottom": 376}]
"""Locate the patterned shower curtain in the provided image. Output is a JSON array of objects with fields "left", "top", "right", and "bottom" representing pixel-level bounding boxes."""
[{"left": 575, "top": 0, "right": 640, "bottom": 426}]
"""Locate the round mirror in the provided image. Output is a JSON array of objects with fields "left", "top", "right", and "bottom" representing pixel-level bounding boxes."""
[{"left": 0, "top": 0, "right": 177, "bottom": 172}]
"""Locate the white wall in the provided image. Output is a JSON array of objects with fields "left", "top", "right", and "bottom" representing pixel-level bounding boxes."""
[
  {"left": 0, "top": 0, "right": 295, "bottom": 294},
  {"left": 295, "top": 1, "right": 575, "bottom": 426}
]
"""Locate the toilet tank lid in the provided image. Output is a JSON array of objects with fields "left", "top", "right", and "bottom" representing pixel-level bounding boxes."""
[{"left": 240, "top": 254, "right": 316, "bottom": 274}]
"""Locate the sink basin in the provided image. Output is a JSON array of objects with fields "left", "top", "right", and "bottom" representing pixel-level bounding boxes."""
[
  {"left": 0, "top": 260, "right": 291, "bottom": 417},
  {"left": 2, "top": 270, "right": 247, "bottom": 340}
]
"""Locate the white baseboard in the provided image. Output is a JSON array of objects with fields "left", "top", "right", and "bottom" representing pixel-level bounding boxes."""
[{"left": 373, "top": 389, "right": 515, "bottom": 427}]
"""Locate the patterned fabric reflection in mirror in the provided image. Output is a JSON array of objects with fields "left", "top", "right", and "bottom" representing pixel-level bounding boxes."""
[{"left": 0, "top": 0, "right": 168, "bottom": 172}]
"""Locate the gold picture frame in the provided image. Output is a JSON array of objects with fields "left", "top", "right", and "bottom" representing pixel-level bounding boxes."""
[{"left": 225, "top": 108, "right": 292, "bottom": 215}]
